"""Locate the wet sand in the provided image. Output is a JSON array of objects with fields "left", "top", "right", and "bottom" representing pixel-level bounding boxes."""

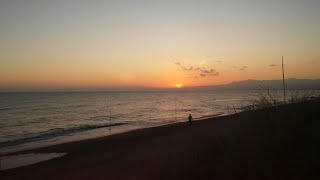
[{"left": 1, "top": 98, "right": 320, "bottom": 179}]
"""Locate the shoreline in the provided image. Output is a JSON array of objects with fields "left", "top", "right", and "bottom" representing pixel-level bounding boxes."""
[
  {"left": 0, "top": 112, "right": 227, "bottom": 156},
  {"left": 1, "top": 113, "right": 228, "bottom": 157},
  {"left": 2, "top": 98, "right": 320, "bottom": 179}
]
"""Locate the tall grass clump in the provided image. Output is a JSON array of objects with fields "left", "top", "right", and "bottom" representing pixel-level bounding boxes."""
[
  {"left": 242, "top": 86, "right": 319, "bottom": 111},
  {"left": 287, "top": 90, "right": 318, "bottom": 103},
  {"left": 242, "top": 86, "right": 283, "bottom": 111}
]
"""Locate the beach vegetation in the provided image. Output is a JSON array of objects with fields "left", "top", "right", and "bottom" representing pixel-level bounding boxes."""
[{"left": 241, "top": 86, "right": 318, "bottom": 111}]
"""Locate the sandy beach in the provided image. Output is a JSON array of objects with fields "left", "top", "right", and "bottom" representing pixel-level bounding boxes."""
[{"left": 1, "top": 98, "right": 320, "bottom": 180}]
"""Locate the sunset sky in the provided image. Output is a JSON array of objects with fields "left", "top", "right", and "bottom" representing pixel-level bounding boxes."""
[{"left": 1, "top": 0, "right": 319, "bottom": 90}]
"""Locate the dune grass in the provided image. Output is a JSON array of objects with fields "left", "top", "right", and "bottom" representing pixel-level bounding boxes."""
[{"left": 241, "top": 86, "right": 318, "bottom": 111}]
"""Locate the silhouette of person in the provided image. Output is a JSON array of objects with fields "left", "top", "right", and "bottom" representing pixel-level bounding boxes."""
[{"left": 188, "top": 114, "right": 193, "bottom": 124}]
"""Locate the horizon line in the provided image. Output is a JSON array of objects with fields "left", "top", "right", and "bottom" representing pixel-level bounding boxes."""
[{"left": 1, "top": 78, "right": 319, "bottom": 93}]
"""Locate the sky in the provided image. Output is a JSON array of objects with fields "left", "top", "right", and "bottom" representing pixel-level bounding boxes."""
[{"left": 1, "top": 0, "right": 320, "bottom": 90}]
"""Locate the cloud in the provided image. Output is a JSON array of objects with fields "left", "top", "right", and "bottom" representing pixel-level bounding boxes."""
[
  {"left": 269, "top": 64, "right": 277, "bottom": 67},
  {"left": 232, "top": 65, "right": 248, "bottom": 71},
  {"left": 211, "top": 72, "right": 220, "bottom": 76},
  {"left": 174, "top": 61, "right": 193, "bottom": 71},
  {"left": 239, "top": 66, "right": 248, "bottom": 71},
  {"left": 195, "top": 67, "right": 219, "bottom": 76},
  {"left": 174, "top": 62, "right": 220, "bottom": 78},
  {"left": 182, "top": 66, "right": 193, "bottom": 71}
]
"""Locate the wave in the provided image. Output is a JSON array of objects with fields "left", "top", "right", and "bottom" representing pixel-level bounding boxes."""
[
  {"left": 179, "top": 108, "right": 199, "bottom": 112},
  {"left": 195, "top": 112, "right": 225, "bottom": 120},
  {"left": 0, "top": 107, "right": 12, "bottom": 111},
  {"left": 0, "top": 122, "right": 127, "bottom": 149},
  {"left": 89, "top": 116, "right": 110, "bottom": 121},
  {"left": 214, "top": 98, "right": 242, "bottom": 102}
]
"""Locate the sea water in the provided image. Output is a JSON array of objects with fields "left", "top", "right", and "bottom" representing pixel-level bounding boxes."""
[{"left": 0, "top": 90, "right": 317, "bottom": 154}]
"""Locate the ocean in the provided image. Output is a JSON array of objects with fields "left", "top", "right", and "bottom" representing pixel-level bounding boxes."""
[{"left": 0, "top": 90, "right": 317, "bottom": 154}]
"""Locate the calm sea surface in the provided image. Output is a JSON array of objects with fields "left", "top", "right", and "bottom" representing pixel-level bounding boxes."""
[{"left": 0, "top": 90, "right": 317, "bottom": 154}]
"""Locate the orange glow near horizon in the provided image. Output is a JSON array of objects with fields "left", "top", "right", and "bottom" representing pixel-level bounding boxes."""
[
  {"left": 175, "top": 84, "right": 183, "bottom": 88},
  {"left": 1, "top": 1, "right": 320, "bottom": 91}
]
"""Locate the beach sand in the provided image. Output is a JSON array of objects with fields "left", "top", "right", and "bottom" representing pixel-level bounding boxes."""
[{"left": 1, "top": 98, "right": 320, "bottom": 179}]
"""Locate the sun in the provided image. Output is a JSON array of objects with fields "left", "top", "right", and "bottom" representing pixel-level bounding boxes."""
[{"left": 175, "top": 84, "right": 183, "bottom": 88}]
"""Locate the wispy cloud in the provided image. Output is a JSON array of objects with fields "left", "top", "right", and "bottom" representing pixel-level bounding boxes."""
[
  {"left": 232, "top": 65, "right": 248, "bottom": 71},
  {"left": 182, "top": 66, "right": 193, "bottom": 71},
  {"left": 174, "top": 62, "right": 193, "bottom": 71},
  {"left": 194, "top": 67, "right": 219, "bottom": 76},
  {"left": 174, "top": 62, "right": 219, "bottom": 78},
  {"left": 239, "top": 66, "right": 248, "bottom": 71}
]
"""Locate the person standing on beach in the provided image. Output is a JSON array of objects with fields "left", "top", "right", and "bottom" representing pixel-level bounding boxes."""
[{"left": 188, "top": 114, "right": 193, "bottom": 124}]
